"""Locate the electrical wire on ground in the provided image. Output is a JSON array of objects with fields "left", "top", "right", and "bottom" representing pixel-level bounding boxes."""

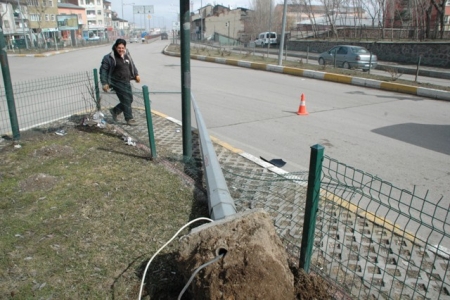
[
  {"left": 137, "top": 217, "right": 214, "bottom": 300},
  {"left": 177, "top": 252, "right": 226, "bottom": 300}
]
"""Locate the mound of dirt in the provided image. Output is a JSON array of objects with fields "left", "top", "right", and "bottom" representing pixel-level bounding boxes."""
[
  {"left": 19, "top": 173, "right": 59, "bottom": 192},
  {"left": 32, "top": 144, "right": 74, "bottom": 159},
  {"left": 177, "top": 209, "right": 295, "bottom": 299},
  {"left": 292, "top": 266, "right": 334, "bottom": 300}
]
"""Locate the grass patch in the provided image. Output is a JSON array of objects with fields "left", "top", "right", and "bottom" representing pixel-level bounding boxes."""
[{"left": 0, "top": 124, "right": 208, "bottom": 299}]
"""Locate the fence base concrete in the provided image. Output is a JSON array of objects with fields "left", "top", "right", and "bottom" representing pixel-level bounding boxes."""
[{"left": 177, "top": 209, "right": 295, "bottom": 299}]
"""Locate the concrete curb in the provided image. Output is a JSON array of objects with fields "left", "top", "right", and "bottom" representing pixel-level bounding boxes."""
[
  {"left": 242, "top": 47, "right": 450, "bottom": 80},
  {"left": 163, "top": 47, "right": 450, "bottom": 102},
  {"left": 151, "top": 109, "right": 290, "bottom": 177},
  {"left": 8, "top": 37, "right": 161, "bottom": 58}
]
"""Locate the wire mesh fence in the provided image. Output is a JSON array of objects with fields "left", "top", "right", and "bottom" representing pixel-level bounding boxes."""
[
  {"left": 0, "top": 69, "right": 148, "bottom": 137},
  {"left": 0, "top": 70, "right": 99, "bottom": 136},
  {"left": 312, "top": 155, "right": 450, "bottom": 299},
  {"left": 1, "top": 70, "right": 449, "bottom": 299}
]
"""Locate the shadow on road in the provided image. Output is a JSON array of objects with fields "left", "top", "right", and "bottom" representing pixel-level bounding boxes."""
[{"left": 372, "top": 123, "right": 450, "bottom": 155}]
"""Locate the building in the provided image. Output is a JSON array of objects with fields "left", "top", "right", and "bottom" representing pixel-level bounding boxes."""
[
  {"left": 67, "top": 0, "right": 105, "bottom": 40},
  {"left": 27, "top": 0, "right": 59, "bottom": 46},
  {"left": 383, "top": 0, "right": 448, "bottom": 39},
  {"left": 446, "top": 0, "right": 450, "bottom": 31},
  {"left": 111, "top": 15, "right": 129, "bottom": 39},
  {"left": 273, "top": 3, "right": 365, "bottom": 31},
  {"left": 0, "top": 0, "right": 31, "bottom": 49},
  {"left": 193, "top": 5, "right": 252, "bottom": 44},
  {"left": 103, "top": 0, "right": 112, "bottom": 39},
  {"left": 57, "top": 2, "right": 85, "bottom": 44}
]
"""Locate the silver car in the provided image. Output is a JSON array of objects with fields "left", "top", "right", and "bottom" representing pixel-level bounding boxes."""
[{"left": 318, "top": 45, "right": 377, "bottom": 71}]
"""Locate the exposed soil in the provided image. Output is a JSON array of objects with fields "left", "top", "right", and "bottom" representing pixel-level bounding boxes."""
[
  {"left": 19, "top": 173, "right": 60, "bottom": 192},
  {"left": 1, "top": 121, "right": 342, "bottom": 299}
]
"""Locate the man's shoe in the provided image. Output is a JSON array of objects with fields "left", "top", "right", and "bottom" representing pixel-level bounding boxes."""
[
  {"left": 109, "top": 108, "right": 118, "bottom": 122},
  {"left": 127, "top": 119, "right": 138, "bottom": 126}
]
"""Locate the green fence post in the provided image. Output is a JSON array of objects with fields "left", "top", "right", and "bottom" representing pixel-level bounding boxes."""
[
  {"left": 299, "top": 144, "right": 324, "bottom": 272},
  {"left": 93, "top": 69, "right": 100, "bottom": 110},
  {"left": 142, "top": 85, "right": 157, "bottom": 159},
  {"left": 0, "top": 27, "right": 20, "bottom": 140},
  {"left": 180, "top": 0, "right": 192, "bottom": 162}
]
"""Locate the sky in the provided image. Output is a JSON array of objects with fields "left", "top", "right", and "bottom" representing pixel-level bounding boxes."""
[{"left": 110, "top": 1, "right": 252, "bottom": 31}]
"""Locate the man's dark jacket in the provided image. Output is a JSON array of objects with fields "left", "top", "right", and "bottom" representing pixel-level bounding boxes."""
[{"left": 100, "top": 49, "right": 138, "bottom": 86}]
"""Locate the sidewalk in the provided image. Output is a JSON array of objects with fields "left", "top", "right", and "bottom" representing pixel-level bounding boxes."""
[
  {"left": 277, "top": 48, "right": 450, "bottom": 80},
  {"left": 211, "top": 42, "right": 450, "bottom": 80},
  {"left": 114, "top": 107, "right": 448, "bottom": 300}
]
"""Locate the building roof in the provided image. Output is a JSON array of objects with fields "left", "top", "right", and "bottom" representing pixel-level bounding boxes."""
[
  {"left": 112, "top": 17, "right": 128, "bottom": 22},
  {"left": 57, "top": 2, "right": 84, "bottom": 9},
  {"left": 298, "top": 16, "right": 381, "bottom": 26}
]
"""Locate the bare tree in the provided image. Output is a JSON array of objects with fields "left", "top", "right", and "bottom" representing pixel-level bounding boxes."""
[
  {"left": 28, "top": 0, "right": 50, "bottom": 49},
  {"left": 429, "top": 0, "right": 446, "bottom": 39},
  {"left": 303, "top": 0, "right": 319, "bottom": 37},
  {"left": 359, "top": 0, "right": 384, "bottom": 27},
  {"left": 247, "top": 0, "right": 274, "bottom": 39},
  {"left": 319, "top": 0, "right": 344, "bottom": 38}
]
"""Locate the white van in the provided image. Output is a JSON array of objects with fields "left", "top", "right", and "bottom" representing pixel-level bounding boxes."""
[{"left": 254, "top": 32, "right": 277, "bottom": 47}]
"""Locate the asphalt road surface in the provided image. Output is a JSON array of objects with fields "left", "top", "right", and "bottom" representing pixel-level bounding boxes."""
[{"left": 3, "top": 40, "right": 449, "bottom": 244}]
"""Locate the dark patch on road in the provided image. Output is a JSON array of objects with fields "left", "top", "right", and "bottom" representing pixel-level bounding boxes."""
[{"left": 372, "top": 123, "right": 450, "bottom": 155}]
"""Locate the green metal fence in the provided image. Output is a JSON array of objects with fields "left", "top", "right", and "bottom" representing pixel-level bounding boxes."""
[
  {"left": 0, "top": 69, "right": 147, "bottom": 137},
  {"left": 0, "top": 70, "right": 97, "bottom": 136},
  {"left": 1, "top": 70, "right": 448, "bottom": 300},
  {"left": 312, "top": 155, "right": 450, "bottom": 299},
  {"left": 221, "top": 147, "right": 449, "bottom": 300}
]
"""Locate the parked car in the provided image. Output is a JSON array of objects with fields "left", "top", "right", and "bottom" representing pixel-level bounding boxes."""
[
  {"left": 87, "top": 35, "right": 100, "bottom": 41},
  {"left": 161, "top": 32, "right": 168, "bottom": 40},
  {"left": 130, "top": 37, "right": 138, "bottom": 43},
  {"left": 254, "top": 32, "right": 277, "bottom": 47},
  {"left": 318, "top": 45, "right": 377, "bottom": 71}
]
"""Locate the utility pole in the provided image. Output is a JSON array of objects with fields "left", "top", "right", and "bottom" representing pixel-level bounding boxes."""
[
  {"left": 200, "top": 0, "right": 202, "bottom": 41},
  {"left": 180, "top": 0, "right": 192, "bottom": 161},
  {"left": 277, "top": 0, "right": 288, "bottom": 65},
  {"left": 267, "top": 0, "right": 272, "bottom": 56}
]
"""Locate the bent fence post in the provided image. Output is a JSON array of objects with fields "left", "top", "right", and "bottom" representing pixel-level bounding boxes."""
[
  {"left": 142, "top": 85, "right": 157, "bottom": 159},
  {"left": 191, "top": 92, "right": 236, "bottom": 220},
  {"left": 0, "top": 29, "right": 20, "bottom": 140},
  {"left": 299, "top": 144, "right": 324, "bottom": 272},
  {"left": 93, "top": 69, "right": 100, "bottom": 105}
]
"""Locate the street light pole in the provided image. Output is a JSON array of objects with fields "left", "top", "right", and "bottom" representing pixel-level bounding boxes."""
[
  {"left": 122, "top": 3, "right": 135, "bottom": 36},
  {"left": 267, "top": 0, "right": 272, "bottom": 56},
  {"left": 277, "top": 0, "right": 288, "bottom": 66}
]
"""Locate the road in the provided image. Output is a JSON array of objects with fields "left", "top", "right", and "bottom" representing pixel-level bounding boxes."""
[{"left": 3, "top": 40, "right": 450, "bottom": 244}]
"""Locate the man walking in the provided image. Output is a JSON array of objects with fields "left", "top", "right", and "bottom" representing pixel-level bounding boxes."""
[{"left": 100, "top": 38, "right": 140, "bottom": 126}]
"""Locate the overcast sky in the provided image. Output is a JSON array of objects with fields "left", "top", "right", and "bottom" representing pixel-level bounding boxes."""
[{"left": 109, "top": 1, "right": 252, "bottom": 31}]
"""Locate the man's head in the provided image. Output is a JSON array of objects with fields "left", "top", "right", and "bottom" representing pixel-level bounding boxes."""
[{"left": 113, "top": 38, "right": 127, "bottom": 56}]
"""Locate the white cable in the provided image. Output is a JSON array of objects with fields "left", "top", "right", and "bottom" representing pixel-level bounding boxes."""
[
  {"left": 137, "top": 217, "right": 214, "bottom": 300},
  {"left": 177, "top": 253, "right": 225, "bottom": 300}
]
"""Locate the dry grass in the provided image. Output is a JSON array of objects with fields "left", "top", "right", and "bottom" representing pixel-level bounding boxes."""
[{"left": 0, "top": 123, "right": 208, "bottom": 299}]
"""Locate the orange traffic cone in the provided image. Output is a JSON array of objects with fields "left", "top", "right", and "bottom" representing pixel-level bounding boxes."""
[{"left": 297, "top": 94, "right": 308, "bottom": 115}]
